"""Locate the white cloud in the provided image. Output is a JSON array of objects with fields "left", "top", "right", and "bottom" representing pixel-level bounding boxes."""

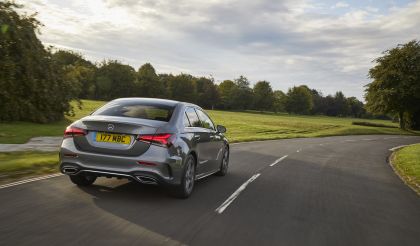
[
  {"left": 16, "top": 0, "right": 420, "bottom": 99},
  {"left": 332, "top": 1, "right": 350, "bottom": 9}
]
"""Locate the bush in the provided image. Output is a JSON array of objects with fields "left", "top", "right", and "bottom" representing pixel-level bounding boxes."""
[{"left": 352, "top": 121, "right": 397, "bottom": 128}]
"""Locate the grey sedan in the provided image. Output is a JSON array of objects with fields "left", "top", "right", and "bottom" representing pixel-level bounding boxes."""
[{"left": 59, "top": 98, "right": 229, "bottom": 198}]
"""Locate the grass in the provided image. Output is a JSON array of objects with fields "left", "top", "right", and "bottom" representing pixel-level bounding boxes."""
[
  {"left": 0, "top": 100, "right": 106, "bottom": 144},
  {"left": 392, "top": 144, "right": 420, "bottom": 195},
  {"left": 0, "top": 152, "right": 59, "bottom": 184},
  {"left": 207, "top": 111, "right": 414, "bottom": 143},
  {"left": 0, "top": 99, "right": 417, "bottom": 144}
]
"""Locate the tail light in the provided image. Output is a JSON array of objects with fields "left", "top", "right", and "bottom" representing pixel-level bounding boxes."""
[
  {"left": 137, "top": 133, "right": 173, "bottom": 147},
  {"left": 64, "top": 126, "right": 87, "bottom": 138}
]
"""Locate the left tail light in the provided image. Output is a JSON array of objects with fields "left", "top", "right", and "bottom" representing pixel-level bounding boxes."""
[
  {"left": 64, "top": 126, "right": 87, "bottom": 138},
  {"left": 137, "top": 133, "right": 173, "bottom": 147}
]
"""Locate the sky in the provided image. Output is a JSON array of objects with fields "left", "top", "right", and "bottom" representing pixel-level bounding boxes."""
[{"left": 18, "top": 0, "right": 420, "bottom": 100}]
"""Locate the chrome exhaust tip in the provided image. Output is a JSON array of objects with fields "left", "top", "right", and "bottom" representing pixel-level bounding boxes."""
[
  {"left": 135, "top": 176, "right": 158, "bottom": 185},
  {"left": 62, "top": 167, "right": 78, "bottom": 175}
]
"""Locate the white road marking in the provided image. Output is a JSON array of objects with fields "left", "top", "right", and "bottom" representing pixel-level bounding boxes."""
[
  {"left": 389, "top": 145, "right": 409, "bottom": 151},
  {"left": 0, "top": 173, "right": 63, "bottom": 190},
  {"left": 296, "top": 149, "right": 301, "bottom": 152},
  {"left": 362, "top": 138, "right": 374, "bottom": 141},
  {"left": 215, "top": 173, "right": 261, "bottom": 214},
  {"left": 269, "top": 155, "right": 288, "bottom": 167}
]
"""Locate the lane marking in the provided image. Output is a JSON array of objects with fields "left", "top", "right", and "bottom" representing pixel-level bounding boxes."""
[
  {"left": 215, "top": 173, "right": 261, "bottom": 214},
  {"left": 0, "top": 173, "right": 63, "bottom": 190},
  {"left": 269, "top": 155, "right": 288, "bottom": 167},
  {"left": 362, "top": 138, "right": 373, "bottom": 141},
  {"left": 296, "top": 149, "right": 301, "bottom": 153}
]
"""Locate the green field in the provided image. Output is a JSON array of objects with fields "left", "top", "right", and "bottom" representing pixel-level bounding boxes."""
[
  {"left": 0, "top": 100, "right": 106, "bottom": 144},
  {"left": 392, "top": 144, "right": 420, "bottom": 194},
  {"left": 0, "top": 99, "right": 415, "bottom": 144},
  {"left": 0, "top": 152, "right": 59, "bottom": 183}
]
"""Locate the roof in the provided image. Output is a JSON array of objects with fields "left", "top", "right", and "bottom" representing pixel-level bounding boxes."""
[
  {"left": 111, "top": 97, "right": 201, "bottom": 109},
  {"left": 112, "top": 97, "right": 181, "bottom": 107}
]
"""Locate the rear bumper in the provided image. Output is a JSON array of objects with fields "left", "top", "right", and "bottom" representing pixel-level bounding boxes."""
[
  {"left": 60, "top": 163, "right": 173, "bottom": 185},
  {"left": 59, "top": 138, "right": 184, "bottom": 186}
]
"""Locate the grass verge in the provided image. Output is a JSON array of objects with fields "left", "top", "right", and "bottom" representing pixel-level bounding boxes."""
[
  {"left": 391, "top": 144, "right": 420, "bottom": 195},
  {"left": 0, "top": 152, "right": 59, "bottom": 185}
]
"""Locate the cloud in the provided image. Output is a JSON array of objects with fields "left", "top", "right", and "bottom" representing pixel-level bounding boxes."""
[
  {"left": 332, "top": 1, "right": 350, "bottom": 9},
  {"left": 17, "top": 0, "right": 420, "bottom": 99}
]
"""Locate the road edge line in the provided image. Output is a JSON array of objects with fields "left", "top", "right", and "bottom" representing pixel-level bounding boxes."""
[{"left": 0, "top": 173, "right": 64, "bottom": 190}]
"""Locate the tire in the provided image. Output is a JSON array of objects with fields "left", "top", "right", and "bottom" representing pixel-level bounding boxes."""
[
  {"left": 171, "top": 154, "right": 196, "bottom": 199},
  {"left": 216, "top": 146, "right": 229, "bottom": 176},
  {"left": 69, "top": 174, "right": 96, "bottom": 186}
]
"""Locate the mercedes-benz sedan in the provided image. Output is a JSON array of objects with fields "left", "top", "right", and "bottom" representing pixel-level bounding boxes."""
[{"left": 59, "top": 98, "right": 229, "bottom": 198}]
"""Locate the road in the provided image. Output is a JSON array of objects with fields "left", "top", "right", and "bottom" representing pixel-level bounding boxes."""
[{"left": 1, "top": 135, "right": 419, "bottom": 246}]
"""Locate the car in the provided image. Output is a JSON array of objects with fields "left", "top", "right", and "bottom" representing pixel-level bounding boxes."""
[{"left": 59, "top": 98, "right": 229, "bottom": 198}]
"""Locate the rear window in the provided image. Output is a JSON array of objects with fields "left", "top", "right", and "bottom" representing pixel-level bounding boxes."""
[{"left": 93, "top": 102, "right": 175, "bottom": 122}]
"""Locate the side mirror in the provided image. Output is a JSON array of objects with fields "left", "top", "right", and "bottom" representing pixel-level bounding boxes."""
[{"left": 216, "top": 125, "right": 226, "bottom": 133}]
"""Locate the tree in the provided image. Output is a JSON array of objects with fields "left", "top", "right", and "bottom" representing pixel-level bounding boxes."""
[
  {"left": 217, "top": 80, "right": 236, "bottom": 109},
  {"left": 333, "top": 91, "right": 349, "bottom": 117},
  {"left": 365, "top": 40, "right": 420, "bottom": 129},
  {"left": 285, "top": 85, "right": 313, "bottom": 114},
  {"left": 230, "top": 76, "right": 253, "bottom": 110},
  {"left": 166, "top": 74, "right": 197, "bottom": 103},
  {"left": 0, "top": 2, "right": 76, "bottom": 122},
  {"left": 253, "top": 81, "right": 274, "bottom": 111},
  {"left": 196, "top": 77, "right": 219, "bottom": 109},
  {"left": 310, "top": 89, "right": 327, "bottom": 115},
  {"left": 136, "top": 63, "right": 166, "bottom": 98},
  {"left": 52, "top": 50, "right": 96, "bottom": 99},
  {"left": 273, "top": 90, "right": 287, "bottom": 113},
  {"left": 347, "top": 97, "right": 365, "bottom": 118},
  {"left": 95, "top": 61, "right": 136, "bottom": 100}
]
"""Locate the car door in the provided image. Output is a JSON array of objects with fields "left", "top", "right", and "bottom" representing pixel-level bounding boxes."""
[
  {"left": 195, "top": 108, "right": 224, "bottom": 172},
  {"left": 184, "top": 107, "right": 213, "bottom": 175}
]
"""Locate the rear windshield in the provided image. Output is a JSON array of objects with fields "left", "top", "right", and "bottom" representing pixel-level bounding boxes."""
[{"left": 93, "top": 101, "right": 175, "bottom": 122}]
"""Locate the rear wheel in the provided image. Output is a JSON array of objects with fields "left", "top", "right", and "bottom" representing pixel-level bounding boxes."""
[
  {"left": 216, "top": 146, "right": 229, "bottom": 176},
  {"left": 69, "top": 174, "right": 96, "bottom": 186},
  {"left": 171, "top": 154, "right": 196, "bottom": 199}
]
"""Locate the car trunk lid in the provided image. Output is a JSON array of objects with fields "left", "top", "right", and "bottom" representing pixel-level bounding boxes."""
[{"left": 73, "top": 116, "right": 166, "bottom": 156}]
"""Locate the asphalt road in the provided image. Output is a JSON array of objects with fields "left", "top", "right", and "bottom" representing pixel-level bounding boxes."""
[{"left": 1, "top": 135, "right": 420, "bottom": 246}]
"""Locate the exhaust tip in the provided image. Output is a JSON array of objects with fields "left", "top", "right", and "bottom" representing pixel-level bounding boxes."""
[
  {"left": 62, "top": 167, "right": 78, "bottom": 175},
  {"left": 136, "top": 176, "right": 158, "bottom": 185}
]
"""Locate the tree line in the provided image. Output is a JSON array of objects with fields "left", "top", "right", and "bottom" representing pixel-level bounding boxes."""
[
  {"left": 1, "top": 2, "right": 419, "bottom": 129},
  {"left": 51, "top": 50, "right": 367, "bottom": 118}
]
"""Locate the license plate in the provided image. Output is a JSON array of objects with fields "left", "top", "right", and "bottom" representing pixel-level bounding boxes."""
[{"left": 95, "top": 132, "right": 131, "bottom": 144}]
